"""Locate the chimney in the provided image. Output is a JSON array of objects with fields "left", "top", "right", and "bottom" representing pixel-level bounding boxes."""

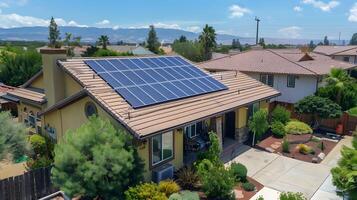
[{"left": 40, "top": 48, "right": 67, "bottom": 107}]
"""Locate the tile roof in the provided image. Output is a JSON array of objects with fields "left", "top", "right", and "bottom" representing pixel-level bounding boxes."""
[
  {"left": 313, "top": 45, "right": 357, "bottom": 56},
  {"left": 198, "top": 49, "right": 356, "bottom": 75},
  {"left": 0, "top": 84, "right": 15, "bottom": 94},
  {"left": 7, "top": 88, "right": 46, "bottom": 104},
  {"left": 58, "top": 57, "right": 280, "bottom": 138}
]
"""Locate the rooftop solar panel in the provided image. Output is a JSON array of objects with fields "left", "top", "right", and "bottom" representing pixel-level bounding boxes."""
[{"left": 84, "top": 56, "right": 228, "bottom": 108}]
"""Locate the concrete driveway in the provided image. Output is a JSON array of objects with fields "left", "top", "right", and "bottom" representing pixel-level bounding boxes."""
[{"left": 226, "top": 136, "right": 352, "bottom": 200}]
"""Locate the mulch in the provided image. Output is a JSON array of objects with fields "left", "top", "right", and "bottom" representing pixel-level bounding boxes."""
[{"left": 257, "top": 134, "right": 338, "bottom": 163}]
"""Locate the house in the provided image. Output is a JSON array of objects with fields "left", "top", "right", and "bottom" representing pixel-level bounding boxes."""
[
  {"left": 199, "top": 49, "right": 356, "bottom": 105},
  {"left": 313, "top": 45, "right": 357, "bottom": 64},
  {"left": 107, "top": 45, "right": 155, "bottom": 55},
  {"left": 5, "top": 48, "right": 279, "bottom": 181}
]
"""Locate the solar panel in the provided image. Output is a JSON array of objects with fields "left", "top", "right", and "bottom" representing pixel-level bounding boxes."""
[{"left": 84, "top": 56, "right": 228, "bottom": 108}]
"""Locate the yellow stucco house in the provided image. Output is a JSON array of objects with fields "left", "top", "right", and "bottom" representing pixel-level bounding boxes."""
[{"left": 5, "top": 48, "right": 280, "bottom": 181}]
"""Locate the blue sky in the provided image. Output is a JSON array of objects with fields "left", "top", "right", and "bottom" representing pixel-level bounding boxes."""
[{"left": 0, "top": 0, "right": 356, "bottom": 40}]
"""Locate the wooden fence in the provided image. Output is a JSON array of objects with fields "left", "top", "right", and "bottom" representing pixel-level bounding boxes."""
[{"left": 0, "top": 166, "right": 58, "bottom": 200}]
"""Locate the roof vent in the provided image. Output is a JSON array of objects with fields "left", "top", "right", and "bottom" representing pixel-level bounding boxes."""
[{"left": 299, "top": 53, "right": 314, "bottom": 62}]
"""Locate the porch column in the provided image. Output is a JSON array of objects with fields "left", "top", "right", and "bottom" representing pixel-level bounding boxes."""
[{"left": 215, "top": 116, "right": 223, "bottom": 150}]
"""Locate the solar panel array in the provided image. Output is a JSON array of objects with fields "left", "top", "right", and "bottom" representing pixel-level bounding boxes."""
[{"left": 84, "top": 56, "right": 228, "bottom": 108}]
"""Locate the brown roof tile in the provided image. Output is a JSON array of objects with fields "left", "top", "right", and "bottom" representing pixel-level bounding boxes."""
[
  {"left": 7, "top": 88, "right": 46, "bottom": 104},
  {"left": 313, "top": 45, "right": 357, "bottom": 56}
]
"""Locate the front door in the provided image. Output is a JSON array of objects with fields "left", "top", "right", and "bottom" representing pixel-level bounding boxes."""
[{"left": 224, "top": 111, "right": 236, "bottom": 139}]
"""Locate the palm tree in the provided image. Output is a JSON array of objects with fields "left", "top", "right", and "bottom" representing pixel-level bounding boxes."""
[
  {"left": 199, "top": 24, "right": 216, "bottom": 60},
  {"left": 64, "top": 32, "right": 72, "bottom": 46},
  {"left": 97, "top": 35, "right": 109, "bottom": 49},
  {"left": 248, "top": 109, "right": 269, "bottom": 146},
  {"left": 325, "top": 68, "right": 351, "bottom": 105}
]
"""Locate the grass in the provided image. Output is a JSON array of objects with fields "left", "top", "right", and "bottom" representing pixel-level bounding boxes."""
[{"left": 347, "top": 107, "right": 357, "bottom": 117}]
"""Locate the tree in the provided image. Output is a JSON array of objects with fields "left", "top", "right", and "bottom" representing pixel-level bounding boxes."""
[
  {"left": 199, "top": 24, "right": 216, "bottom": 60},
  {"left": 179, "top": 35, "right": 187, "bottom": 43},
  {"left": 325, "top": 68, "right": 353, "bottom": 105},
  {"left": 232, "top": 39, "right": 242, "bottom": 51},
  {"left": 331, "top": 133, "right": 357, "bottom": 198},
  {"left": 63, "top": 32, "right": 72, "bottom": 46},
  {"left": 259, "top": 38, "right": 266, "bottom": 48},
  {"left": 172, "top": 40, "right": 204, "bottom": 62},
  {"left": 146, "top": 25, "right": 160, "bottom": 54},
  {"left": 295, "top": 95, "right": 342, "bottom": 125},
  {"left": 350, "top": 33, "right": 357, "bottom": 45},
  {"left": 248, "top": 109, "right": 269, "bottom": 146},
  {"left": 0, "top": 112, "right": 29, "bottom": 161},
  {"left": 0, "top": 51, "right": 42, "bottom": 86},
  {"left": 323, "top": 36, "right": 329, "bottom": 46},
  {"left": 97, "top": 35, "right": 109, "bottom": 50},
  {"left": 309, "top": 40, "right": 316, "bottom": 50},
  {"left": 51, "top": 116, "right": 144, "bottom": 199},
  {"left": 48, "top": 17, "right": 60, "bottom": 48}
]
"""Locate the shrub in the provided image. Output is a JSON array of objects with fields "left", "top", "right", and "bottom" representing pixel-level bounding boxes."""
[
  {"left": 169, "top": 191, "right": 199, "bottom": 200},
  {"left": 285, "top": 121, "right": 312, "bottom": 135},
  {"left": 26, "top": 156, "right": 52, "bottom": 170},
  {"left": 158, "top": 180, "right": 180, "bottom": 197},
  {"left": 29, "top": 134, "right": 46, "bottom": 155},
  {"left": 248, "top": 109, "right": 269, "bottom": 146},
  {"left": 271, "top": 106, "right": 291, "bottom": 124},
  {"left": 279, "top": 192, "right": 307, "bottom": 200},
  {"left": 348, "top": 107, "right": 357, "bottom": 117},
  {"left": 242, "top": 182, "right": 255, "bottom": 191},
  {"left": 298, "top": 144, "right": 313, "bottom": 155},
  {"left": 197, "top": 131, "right": 221, "bottom": 164},
  {"left": 256, "top": 196, "right": 264, "bottom": 200},
  {"left": 200, "top": 164, "right": 235, "bottom": 200},
  {"left": 318, "top": 141, "right": 325, "bottom": 151},
  {"left": 282, "top": 138, "right": 290, "bottom": 153},
  {"left": 230, "top": 162, "right": 248, "bottom": 182},
  {"left": 175, "top": 166, "right": 199, "bottom": 189},
  {"left": 271, "top": 121, "right": 286, "bottom": 138},
  {"left": 124, "top": 182, "right": 167, "bottom": 200}
]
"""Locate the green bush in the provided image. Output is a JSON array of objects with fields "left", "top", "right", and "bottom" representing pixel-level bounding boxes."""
[
  {"left": 93, "top": 49, "right": 120, "bottom": 57},
  {"left": 271, "top": 121, "right": 286, "bottom": 138},
  {"left": 242, "top": 182, "right": 255, "bottom": 191},
  {"left": 29, "top": 134, "right": 46, "bottom": 155},
  {"left": 125, "top": 182, "right": 167, "bottom": 200},
  {"left": 298, "top": 144, "right": 314, "bottom": 155},
  {"left": 282, "top": 138, "right": 290, "bottom": 153},
  {"left": 279, "top": 192, "right": 307, "bottom": 200},
  {"left": 175, "top": 166, "right": 199, "bottom": 189},
  {"left": 348, "top": 107, "right": 357, "bottom": 117},
  {"left": 271, "top": 106, "right": 291, "bottom": 124},
  {"left": 200, "top": 164, "right": 235, "bottom": 200},
  {"left": 285, "top": 121, "right": 312, "bottom": 135},
  {"left": 26, "top": 156, "right": 52, "bottom": 170},
  {"left": 256, "top": 196, "right": 264, "bottom": 200},
  {"left": 169, "top": 191, "right": 199, "bottom": 200},
  {"left": 230, "top": 162, "right": 248, "bottom": 182},
  {"left": 158, "top": 180, "right": 180, "bottom": 197}
]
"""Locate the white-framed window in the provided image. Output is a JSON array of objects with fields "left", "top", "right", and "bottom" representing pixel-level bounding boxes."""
[
  {"left": 184, "top": 124, "right": 197, "bottom": 138},
  {"left": 151, "top": 131, "right": 173, "bottom": 166},
  {"left": 260, "top": 74, "right": 274, "bottom": 87},
  {"left": 287, "top": 75, "right": 296, "bottom": 88}
]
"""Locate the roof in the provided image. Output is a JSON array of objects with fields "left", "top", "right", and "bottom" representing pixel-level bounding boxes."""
[
  {"left": 0, "top": 83, "right": 15, "bottom": 94},
  {"left": 58, "top": 57, "right": 280, "bottom": 138},
  {"left": 198, "top": 49, "right": 356, "bottom": 76},
  {"left": 6, "top": 88, "right": 46, "bottom": 104},
  {"left": 107, "top": 45, "right": 154, "bottom": 55},
  {"left": 313, "top": 45, "right": 357, "bottom": 56}
]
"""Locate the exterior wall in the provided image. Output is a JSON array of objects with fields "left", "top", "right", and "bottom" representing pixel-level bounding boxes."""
[
  {"left": 260, "top": 100, "right": 269, "bottom": 110},
  {"left": 244, "top": 72, "right": 317, "bottom": 104},
  {"left": 29, "top": 75, "right": 44, "bottom": 90},
  {"left": 64, "top": 73, "right": 82, "bottom": 97},
  {"left": 332, "top": 55, "right": 357, "bottom": 64}
]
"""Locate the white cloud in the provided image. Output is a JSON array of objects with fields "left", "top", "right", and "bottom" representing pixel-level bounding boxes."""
[
  {"left": 67, "top": 20, "right": 88, "bottom": 27},
  {"left": 186, "top": 26, "right": 201, "bottom": 33},
  {"left": 229, "top": 4, "right": 251, "bottom": 18},
  {"left": 153, "top": 22, "right": 181, "bottom": 29},
  {"left": 294, "top": 6, "right": 303, "bottom": 12},
  {"left": 302, "top": 0, "right": 339, "bottom": 11},
  {"left": 0, "top": 2, "right": 9, "bottom": 8},
  {"left": 96, "top": 19, "right": 110, "bottom": 25},
  {"left": 112, "top": 25, "right": 119, "bottom": 30},
  {"left": 348, "top": 3, "right": 357, "bottom": 22},
  {"left": 278, "top": 26, "right": 302, "bottom": 38}
]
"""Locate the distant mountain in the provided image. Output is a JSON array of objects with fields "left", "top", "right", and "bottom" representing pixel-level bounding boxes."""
[{"left": 0, "top": 26, "right": 342, "bottom": 45}]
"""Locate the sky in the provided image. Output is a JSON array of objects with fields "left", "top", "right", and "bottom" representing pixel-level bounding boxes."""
[{"left": 0, "top": 0, "right": 356, "bottom": 40}]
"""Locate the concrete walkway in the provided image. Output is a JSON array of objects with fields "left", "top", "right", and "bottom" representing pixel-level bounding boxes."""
[{"left": 226, "top": 136, "right": 352, "bottom": 200}]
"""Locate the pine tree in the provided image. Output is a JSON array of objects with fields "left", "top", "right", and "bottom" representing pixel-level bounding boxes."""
[
  {"left": 146, "top": 25, "right": 160, "bottom": 54},
  {"left": 179, "top": 35, "right": 187, "bottom": 43},
  {"left": 350, "top": 33, "right": 357, "bottom": 45},
  {"left": 48, "top": 17, "right": 60, "bottom": 48},
  {"left": 323, "top": 36, "right": 329, "bottom": 46}
]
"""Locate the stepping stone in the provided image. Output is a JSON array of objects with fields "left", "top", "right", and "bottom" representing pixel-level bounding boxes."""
[
  {"left": 271, "top": 143, "right": 281, "bottom": 149},
  {"left": 318, "top": 152, "right": 325, "bottom": 160},
  {"left": 265, "top": 147, "right": 275, "bottom": 153},
  {"left": 234, "top": 189, "right": 244, "bottom": 199},
  {"left": 312, "top": 157, "right": 319, "bottom": 163}
]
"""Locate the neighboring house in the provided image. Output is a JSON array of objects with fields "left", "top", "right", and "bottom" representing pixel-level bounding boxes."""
[
  {"left": 5, "top": 48, "right": 279, "bottom": 181},
  {"left": 107, "top": 45, "right": 155, "bottom": 55},
  {"left": 37, "top": 46, "right": 89, "bottom": 57},
  {"left": 313, "top": 45, "right": 357, "bottom": 64},
  {"left": 211, "top": 52, "right": 228, "bottom": 60},
  {"left": 0, "top": 83, "right": 17, "bottom": 114},
  {"left": 199, "top": 49, "right": 356, "bottom": 105}
]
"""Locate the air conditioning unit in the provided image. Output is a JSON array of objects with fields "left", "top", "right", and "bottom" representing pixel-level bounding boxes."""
[{"left": 152, "top": 164, "right": 174, "bottom": 183}]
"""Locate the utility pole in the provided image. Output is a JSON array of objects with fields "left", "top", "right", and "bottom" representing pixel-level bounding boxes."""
[
  {"left": 255, "top": 17, "right": 260, "bottom": 45},
  {"left": 338, "top": 32, "right": 341, "bottom": 45}
]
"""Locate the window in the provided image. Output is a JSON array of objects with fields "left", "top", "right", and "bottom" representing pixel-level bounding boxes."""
[
  {"left": 151, "top": 131, "right": 173, "bottom": 165},
  {"left": 85, "top": 102, "right": 97, "bottom": 118},
  {"left": 287, "top": 75, "right": 296, "bottom": 88},
  {"left": 260, "top": 74, "right": 274, "bottom": 87},
  {"left": 343, "top": 57, "right": 350, "bottom": 62},
  {"left": 185, "top": 124, "right": 197, "bottom": 138}
]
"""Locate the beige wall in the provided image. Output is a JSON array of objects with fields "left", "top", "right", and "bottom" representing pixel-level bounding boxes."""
[
  {"left": 29, "top": 75, "right": 44, "bottom": 89},
  {"left": 237, "top": 107, "right": 248, "bottom": 128},
  {"left": 64, "top": 73, "right": 82, "bottom": 97},
  {"left": 17, "top": 102, "right": 42, "bottom": 123}
]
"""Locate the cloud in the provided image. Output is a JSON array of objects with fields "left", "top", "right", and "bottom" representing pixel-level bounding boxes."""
[
  {"left": 229, "top": 4, "right": 251, "bottom": 18},
  {"left": 294, "top": 6, "right": 303, "bottom": 12},
  {"left": 0, "top": 13, "right": 88, "bottom": 28},
  {"left": 96, "top": 19, "right": 110, "bottom": 25},
  {"left": 112, "top": 25, "right": 119, "bottom": 30},
  {"left": 348, "top": 3, "right": 357, "bottom": 22},
  {"left": 186, "top": 26, "right": 201, "bottom": 33},
  {"left": 0, "top": 2, "right": 9, "bottom": 8},
  {"left": 302, "top": 0, "right": 339, "bottom": 11},
  {"left": 278, "top": 26, "right": 302, "bottom": 38}
]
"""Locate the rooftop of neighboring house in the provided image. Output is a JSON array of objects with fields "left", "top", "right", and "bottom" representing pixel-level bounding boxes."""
[
  {"left": 198, "top": 49, "right": 356, "bottom": 76},
  {"left": 0, "top": 83, "right": 15, "bottom": 94},
  {"left": 313, "top": 45, "right": 357, "bottom": 56},
  {"left": 107, "top": 45, "right": 154, "bottom": 55}
]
